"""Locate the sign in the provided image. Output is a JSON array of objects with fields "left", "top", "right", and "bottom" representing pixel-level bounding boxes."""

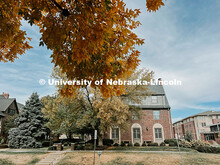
[{"left": 94, "top": 130, "right": 97, "bottom": 139}]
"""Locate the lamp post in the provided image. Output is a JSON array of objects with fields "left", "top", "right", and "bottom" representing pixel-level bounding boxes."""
[
  {"left": 93, "top": 130, "right": 97, "bottom": 165},
  {"left": 97, "top": 151, "right": 102, "bottom": 165}
]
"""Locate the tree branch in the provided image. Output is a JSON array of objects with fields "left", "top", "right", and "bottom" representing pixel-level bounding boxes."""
[
  {"left": 85, "top": 86, "right": 94, "bottom": 111},
  {"left": 50, "top": 0, "right": 70, "bottom": 17}
]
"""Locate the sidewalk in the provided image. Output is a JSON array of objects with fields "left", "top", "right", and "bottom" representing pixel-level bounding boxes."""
[{"left": 35, "top": 152, "right": 65, "bottom": 165}]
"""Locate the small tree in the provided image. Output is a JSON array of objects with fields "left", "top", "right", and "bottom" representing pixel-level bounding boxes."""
[
  {"left": 185, "top": 131, "right": 193, "bottom": 142},
  {"left": 2, "top": 114, "right": 18, "bottom": 138},
  {"left": 8, "top": 93, "right": 47, "bottom": 148}
]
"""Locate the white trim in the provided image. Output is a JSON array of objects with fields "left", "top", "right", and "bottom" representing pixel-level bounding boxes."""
[
  {"left": 153, "top": 123, "right": 164, "bottom": 143},
  {"left": 131, "top": 123, "right": 143, "bottom": 145},
  {"left": 110, "top": 127, "right": 121, "bottom": 144}
]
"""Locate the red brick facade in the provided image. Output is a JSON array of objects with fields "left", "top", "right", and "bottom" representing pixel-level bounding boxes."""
[
  {"left": 173, "top": 111, "right": 220, "bottom": 141},
  {"left": 173, "top": 121, "right": 197, "bottom": 140},
  {"left": 109, "top": 109, "right": 173, "bottom": 145}
]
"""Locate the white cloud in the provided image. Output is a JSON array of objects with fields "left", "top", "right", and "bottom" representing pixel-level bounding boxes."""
[
  {"left": 172, "top": 117, "right": 183, "bottom": 123},
  {"left": 131, "top": 0, "right": 220, "bottom": 113}
]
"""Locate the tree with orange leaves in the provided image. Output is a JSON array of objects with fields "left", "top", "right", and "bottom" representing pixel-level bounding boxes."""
[{"left": 0, "top": 0, "right": 165, "bottom": 97}]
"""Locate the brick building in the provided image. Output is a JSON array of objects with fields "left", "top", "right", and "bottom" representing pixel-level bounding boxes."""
[
  {"left": 173, "top": 111, "right": 220, "bottom": 141},
  {"left": 109, "top": 84, "right": 173, "bottom": 145}
]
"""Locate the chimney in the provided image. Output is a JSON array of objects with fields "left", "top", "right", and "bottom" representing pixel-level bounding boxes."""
[
  {"left": 158, "top": 78, "right": 162, "bottom": 85},
  {"left": 2, "top": 92, "right": 9, "bottom": 99}
]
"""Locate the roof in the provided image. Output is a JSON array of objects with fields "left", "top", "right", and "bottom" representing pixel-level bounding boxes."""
[
  {"left": 0, "top": 95, "right": 5, "bottom": 99},
  {"left": 0, "top": 98, "right": 15, "bottom": 112},
  {"left": 0, "top": 111, "right": 5, "bottom": 116},
  {"left": 130, "top": 85, "right": 170, "bottom": 109},
  {"left": 147, "top": 85, "right": 166, "bottom": 95},
  {"left": 173, "top": 111, "right": 220, "bottom": 124},
  {"left": 17, "top": 102, "right": 24, "bottom": 110}
]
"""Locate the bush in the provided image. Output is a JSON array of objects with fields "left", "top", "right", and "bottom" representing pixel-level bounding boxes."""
[
  {"left": 103, "top": 139, "right": 114, "bottom": 146},
  {"left": 179, "top": 140, "right": 192, "bottom": 148},
  {"left": 190, "top": 140, "right": 210, "bottom": 148},
  {"left": 85, "top": 143, "right": 93, "bottom": 150},
  {"left": 1, "top": 138, "right": 5, "bottom": 144},
  {"left": 120, "top": 142, "right": 126, "bottom": 147},
  {"left": 168, "top": 142, "right": 176, "bottom": 146},
  {"left": 42, "top": 141, "right": 51, "bottom": 147},
  {"left": 142, "top": 143, "right": 147, "bottom": 146},
  {"left": 196, "top": 146, "right": 212, "bottom": 153},
  {"left": 96, "top": 145, "right": 108, "bottom": 150},
  {"left": 160, "top": 142, "right": 166, "bottom": 146},
  {"left": 164, "top": 139, "right": 178, "bottom": 144},
  {"left": 148, "top": 143, "right": 158, "bottom": 146},
  {"left": 64, "top": 142, "right": 69, "bottom": 146},
  {"left": 75, "top": 144, "right": 85, "bottom": 150},
  {"left": 127, "top": 143, "right": 132, "bottom": 147},
  {"left": 134, "top": 143, "right": 140, "bottom": 146},
  {"left": 195, "top": 146, "right": 220, "bottom": 154},
  {"left": 48, "top": 146, "right": 57, "bottom": 150},
  {"left": 113, "top": 143, "right": 119, "bottom": 146}
]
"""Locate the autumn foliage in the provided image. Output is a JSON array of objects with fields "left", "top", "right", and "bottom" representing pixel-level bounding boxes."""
[{"left": 0, "top": 0, "right": 165, "bottom": 97}]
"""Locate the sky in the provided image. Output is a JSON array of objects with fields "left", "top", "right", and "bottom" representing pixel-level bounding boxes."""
[{"left": 1, "top": 0, "right": 220, "bottom": 123}]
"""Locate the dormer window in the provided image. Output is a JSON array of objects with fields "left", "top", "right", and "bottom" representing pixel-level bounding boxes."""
[{"left": 151, "top": 96, "right": 158, "bottom": 104}]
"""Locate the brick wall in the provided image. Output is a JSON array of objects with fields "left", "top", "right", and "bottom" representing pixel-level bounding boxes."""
[
  {"left": 119, "top": 109, "right": 172, "bottom": 143},
  {"left": 183, "top": 121, "right": 197, "bottom": 140},
  {"left": 173, "top": 124, "right": 184, "bottom": 139}
]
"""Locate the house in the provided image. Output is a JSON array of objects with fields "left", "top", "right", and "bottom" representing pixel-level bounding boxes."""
[
  {"left": 173, "top": 111, "right": 220, "bottom": 141},
  {"left": 109, "top": 83, "right": 173, "bottom": 145},
  {"left": 0, "top": 93, "right": 22, "bottom": 135}
]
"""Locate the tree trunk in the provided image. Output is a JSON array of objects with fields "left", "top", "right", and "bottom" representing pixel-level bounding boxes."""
[{"left": 98, "top": 135, "right": 103, "bottom": 146}]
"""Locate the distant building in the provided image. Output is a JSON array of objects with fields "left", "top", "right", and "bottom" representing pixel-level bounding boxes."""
[
  {"left": 0, "top": 93, "right": 23, "bottom": 135},
  {"left": 173, "top": 111, "right": 220, "bottom": 141},
  {"left": 108, "top": 82, "right": 173, "bottom": 145},
  {"left": 200, "top": 123, "right": 220, "bottom": 144}
]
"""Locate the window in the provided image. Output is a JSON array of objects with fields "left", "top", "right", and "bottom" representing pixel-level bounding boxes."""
[
  {"left": 205, "top": 134, "right": 215, "bottom": 141},
  {"left": 153, "top": 111, "right": 160, "bottom": 120},
  {"left": 151, "top": 96, "right": 158, "bottom": 103},
  {"left": 133, "top": 128, "right": 140, "bottom": 139},
  {"left": 216, "top": 115, "right": 219, "bottom": 119},
  {"left": 201, "top": 122, "right": 206, "bottom": 127},
  {"left": 200, "top": 116, "right": 205, "bottom": 120},
  {"left": 155, "top": 128, "right": 162, "bottom": 139},
  {"left": 112, "top": 128, "right": 119, "bottom": 139},
  {"left": 8, "top": 109, "right": 15, "bottom": 115}
]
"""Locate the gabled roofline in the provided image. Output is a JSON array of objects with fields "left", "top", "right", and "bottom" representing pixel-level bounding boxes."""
[{"left": 173, "top": 110, "right": 220, "bottom": 125}]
